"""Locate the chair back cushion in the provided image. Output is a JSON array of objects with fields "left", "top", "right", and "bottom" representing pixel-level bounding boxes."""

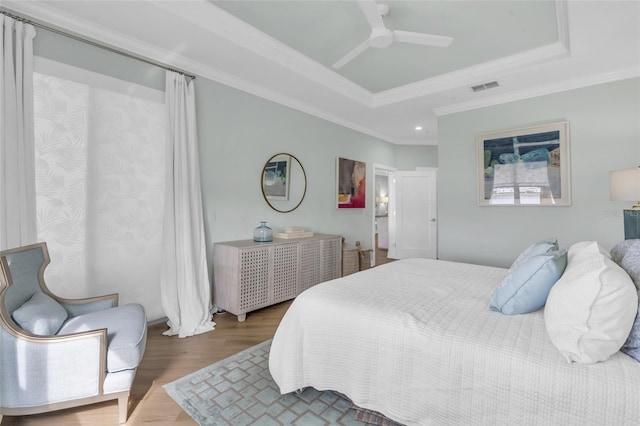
[{"left": 2, "top": 246, "right": 48, "bottom": 316}]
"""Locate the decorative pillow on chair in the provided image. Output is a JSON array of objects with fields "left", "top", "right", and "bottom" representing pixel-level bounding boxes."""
[
  {"left": 489, "top": 238, "right": 567, "bottom": 315},
  {"left": 12, "top": 292, "right": 68, "bottom": 336},
  {"left": 545, "top": 241, "right": 638, "bottom": 364}
]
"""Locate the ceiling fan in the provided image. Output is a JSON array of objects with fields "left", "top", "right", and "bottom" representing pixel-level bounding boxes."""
[{"left": 332, "top": 0, "right": 454, "bottom": 69}]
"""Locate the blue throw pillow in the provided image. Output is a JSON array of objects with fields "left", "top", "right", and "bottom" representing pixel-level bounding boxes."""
[
  {"left": 510, "top": 238, "right": 559, "bottom": 266},
  {"left": 490, "top": 240, "right": 567, "bottom": 315},
  {"left": 12, "top": 292, "right": 68, "bottom": 335}
]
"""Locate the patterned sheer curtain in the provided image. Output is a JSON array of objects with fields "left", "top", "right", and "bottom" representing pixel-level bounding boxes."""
[
  {"left": 33, "top": 58, "right": 166, "bottom": 320},
  {"left": 0, "top": 15, "right": 37, "bottom": 250}
]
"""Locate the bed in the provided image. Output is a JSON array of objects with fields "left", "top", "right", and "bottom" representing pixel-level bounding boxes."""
[{"left": 268, "top": 253, "right": 640, "bottom": 425}]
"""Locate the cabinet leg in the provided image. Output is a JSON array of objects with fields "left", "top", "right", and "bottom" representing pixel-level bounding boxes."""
[{"left": 237, "top": 313, "right": 246, "bottom": 322}]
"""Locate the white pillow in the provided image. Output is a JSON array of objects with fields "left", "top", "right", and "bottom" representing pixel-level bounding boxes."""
[{"left": 544, "top": 241, "right": 638, "bottom": 364}]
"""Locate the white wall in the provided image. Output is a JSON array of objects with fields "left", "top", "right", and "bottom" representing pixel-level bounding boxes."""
[{"left": 438, "top": 78, "right": 640, "bottom": 268}]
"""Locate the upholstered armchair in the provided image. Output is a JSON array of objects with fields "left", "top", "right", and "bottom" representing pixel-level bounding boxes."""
[{"left": 0, "top": 242, "right": 147, "bottom": 424}]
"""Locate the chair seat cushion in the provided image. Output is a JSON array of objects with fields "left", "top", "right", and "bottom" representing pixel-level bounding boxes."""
[{"left": 57, "top": 303, "right": 147, "bottom": 373}]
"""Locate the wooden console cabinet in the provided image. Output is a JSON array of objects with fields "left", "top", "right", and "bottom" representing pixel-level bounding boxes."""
[{"left": 213, "top": 234, "right": 342, "bottom": 321}]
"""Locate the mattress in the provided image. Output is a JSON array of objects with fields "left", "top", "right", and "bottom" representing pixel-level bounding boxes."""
[{"left": 269, "top": 258, "right": 640, "bottom": 425}]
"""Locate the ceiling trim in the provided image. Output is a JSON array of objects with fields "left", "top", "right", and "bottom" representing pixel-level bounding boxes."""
[
  {"left": 555, "top": 0, "right": 571, "bottom": 52},
  {"left": 2, "top": 0, "right": 190, "bottom": 70},
  {"left": 372, "top": 0, "right": 571, "bottom": 107},
  {"left": 4, "top": 0, "right": 606, "bottom": 147},
  {"left": 372, "top": 41, "right": 570, "bottom": 108},
  {"left": 150, "top": 1, "right": 375, "bottom": 106},
  {"left": 4, "top": 0, "right": 410, "bottom": 144},
  {"left": 179, "top": 58, "right": 418, "bottom": 145},
  {"left": 162, "top": 1, "right": 574, "bottom": 110},
  {"left": 433, "top": 66, "right": 640, "bottom": 117}
]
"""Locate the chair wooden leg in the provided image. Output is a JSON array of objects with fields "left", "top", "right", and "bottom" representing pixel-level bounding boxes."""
[{"left": 118, "top": 394, "right": 129, "bottom": 424}]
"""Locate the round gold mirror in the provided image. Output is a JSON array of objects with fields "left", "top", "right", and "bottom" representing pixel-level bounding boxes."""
[{"left": 261, "top": 153, "right": 307, "bottom": 213}]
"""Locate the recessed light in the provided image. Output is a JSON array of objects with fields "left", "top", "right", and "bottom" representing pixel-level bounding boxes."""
[{"left": 414, "top": 126, "right": 423, "bottom": 131}]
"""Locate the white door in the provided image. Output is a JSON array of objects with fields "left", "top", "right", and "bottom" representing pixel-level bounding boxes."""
[{"left": 388, "top": 169, "right": 437, "bottom": 259}]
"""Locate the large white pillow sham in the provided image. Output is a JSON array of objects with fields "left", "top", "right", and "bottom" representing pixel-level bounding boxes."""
[{"left": 544, "top": 241, "right": 638, "bottom": 364}]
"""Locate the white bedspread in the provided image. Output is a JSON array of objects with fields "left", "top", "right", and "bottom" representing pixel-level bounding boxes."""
[{"left": 269, "top": 258, "right": 640, "bottom": 425}]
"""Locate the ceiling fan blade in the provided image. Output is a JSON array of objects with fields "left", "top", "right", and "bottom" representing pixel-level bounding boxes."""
[
  {"left": 358, "top": 0, "right": 385, "bottom": 30},
  {"left": 393, "top": 30, "right": 453, "bottom": 47},
  {"left": 332, "top": 39, "right": 371, "bottom": 69}
]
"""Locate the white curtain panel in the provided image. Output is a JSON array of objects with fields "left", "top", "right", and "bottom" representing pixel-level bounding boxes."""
[
  {"left": 0, "top": 16, "right": 37, "bottom": 250},
  {"left": 161, "top": 71, "right": 215, "bottom": 338}
]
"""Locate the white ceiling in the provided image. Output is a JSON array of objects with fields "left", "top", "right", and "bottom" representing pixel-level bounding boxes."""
[{"left": 3, "top": 0, "right": 639, "bottom": 145}]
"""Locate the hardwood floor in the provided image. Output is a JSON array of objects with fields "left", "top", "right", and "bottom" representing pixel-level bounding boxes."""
[{"left": 1, "top": 301, "right": 293, "bottom": 426}]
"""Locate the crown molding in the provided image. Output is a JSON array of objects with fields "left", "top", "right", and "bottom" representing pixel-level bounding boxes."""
[
  {"left": 149, "top": 0, "right": 575, "bottom": 112},
  {"left": 372, "top": 41, "right": 570, "bottom": 108},
  {"left": 2, "top": 0, "right": 188, "bottom": 71},
  {"left": 370, "top": 0, "right": 570, "bottom": 107},
  {"left": 2, "top": 1, "right": 407, "bottom": 144},
  {"left": 555, "top": 0, "right": 571, "bottom": 53},
  {"left": 149, "top": 1, "right": 374, "bottom": 107},
  {"left": 433, "top": 66, "right": 640, "bottom": 117},
  {"left": 8, "top": 0, "right": 576, "bottom": 112},
  {"left": 4, "top": 0, "right": 604, "bottom": 147}
]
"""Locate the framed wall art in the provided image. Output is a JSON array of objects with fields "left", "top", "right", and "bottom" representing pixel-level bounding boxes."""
[
  {"left": 336, "top": 157, "right": 366, "bottom": 209},
  {"left": 477, "top": 121, "right": 571, "bottom": 206},
  {"left": 262, "top": 153, "right": 291, "bottom": 201}
]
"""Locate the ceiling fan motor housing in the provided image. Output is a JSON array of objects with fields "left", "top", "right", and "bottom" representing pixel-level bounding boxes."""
[{"left": 370, "top": 27, "right": 394, "bottom": 48}]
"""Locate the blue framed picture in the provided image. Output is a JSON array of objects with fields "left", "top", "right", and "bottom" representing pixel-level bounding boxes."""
[{"left": 477, "top": 121, "right": 571, "bottom": 206}]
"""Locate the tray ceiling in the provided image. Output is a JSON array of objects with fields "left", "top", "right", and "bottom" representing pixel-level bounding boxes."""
[{"left": 212, "top": 1, "right": 559, "bottom": 93}]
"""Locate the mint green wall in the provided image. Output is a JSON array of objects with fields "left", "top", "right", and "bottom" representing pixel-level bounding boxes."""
[
  {"left": 195, "top": 78, "right": 396, "bottom": 251},
  {"left": 438, "top": 78, "right": 640, "bottom": 268},
  {"left": 395, "top": 145, "right": 438, "bottom": 170}
]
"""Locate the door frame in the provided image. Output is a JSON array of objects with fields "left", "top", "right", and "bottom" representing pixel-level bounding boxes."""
[{"left": 371, "top": 164, "right": 397, "bottom": 267}]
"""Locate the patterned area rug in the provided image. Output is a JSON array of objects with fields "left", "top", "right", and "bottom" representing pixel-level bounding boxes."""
[{"left": 163, "top": 339, "right": 403, "bottom": 426}]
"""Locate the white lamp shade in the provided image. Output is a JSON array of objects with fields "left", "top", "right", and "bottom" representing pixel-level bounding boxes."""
[{"left": 610, "top": 168, "right": 640, "bottom": 202}]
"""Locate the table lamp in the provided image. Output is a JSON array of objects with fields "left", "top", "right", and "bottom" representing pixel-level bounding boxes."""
[{"left": 610, "top": 166, "right": 640, "bottom": 239}]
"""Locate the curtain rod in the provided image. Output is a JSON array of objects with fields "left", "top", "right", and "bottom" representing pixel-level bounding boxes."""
[{"left": 0, "top": 9, "right": 196, "bottom": 80}]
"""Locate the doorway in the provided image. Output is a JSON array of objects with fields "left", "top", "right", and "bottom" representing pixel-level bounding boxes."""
[{"left": 372, "top": 164, "right": 396, "bottom": 266}]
